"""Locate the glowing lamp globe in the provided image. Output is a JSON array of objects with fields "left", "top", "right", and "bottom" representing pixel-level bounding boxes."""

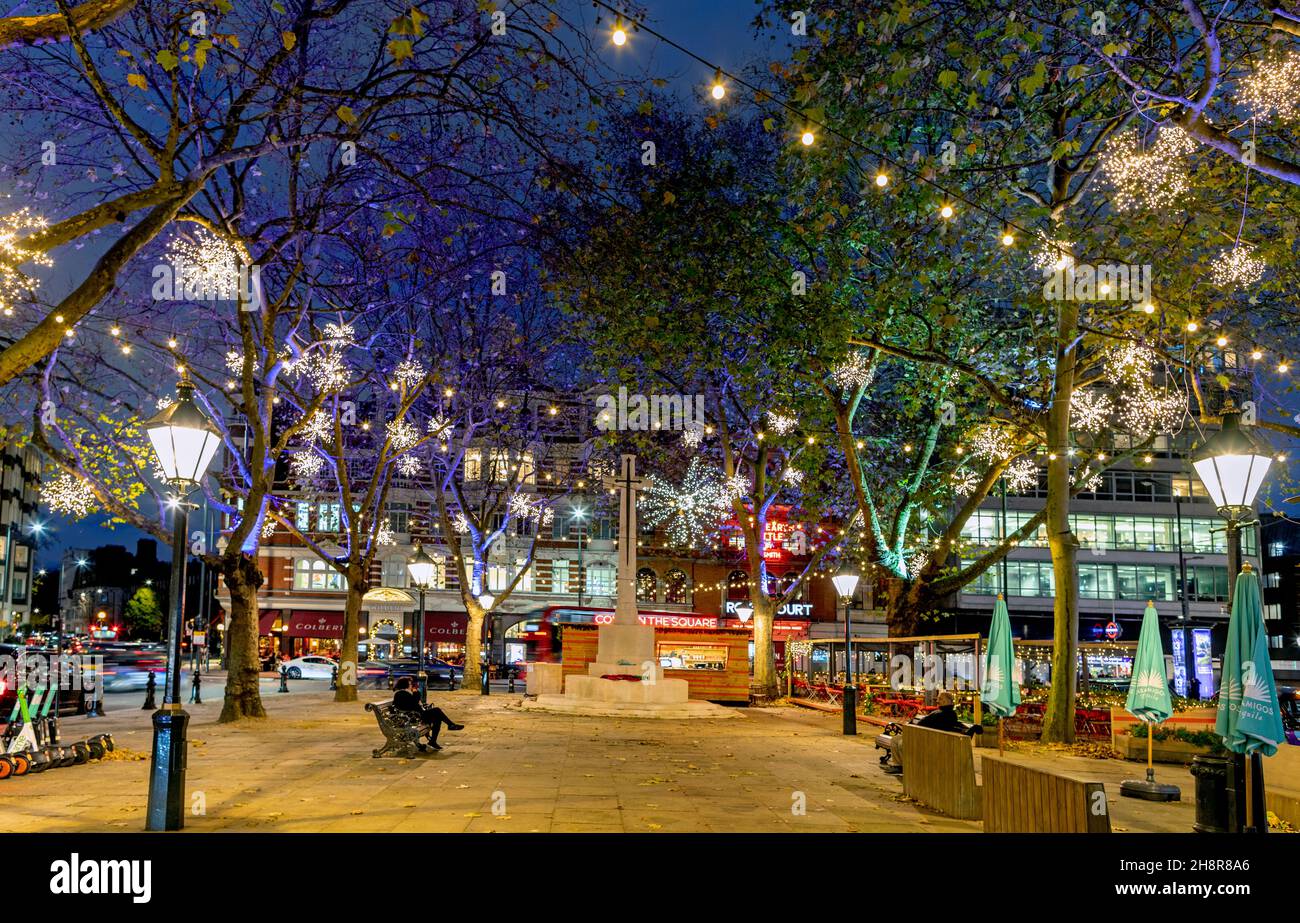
[
  {"left": 1191, "top": 408, "right": 1273, "bottom": 521},
  {"left": 831, "top": 570, "right": 859, "bottom": 601},
  {"left": 145, "top": 378, "right": 222, "bottom": 486},
  {"left": 735, "top": 604, "right": 754, "bottom": 624},
  {"left": 406, "top": 544, "right": 437, "bottom": 588}
]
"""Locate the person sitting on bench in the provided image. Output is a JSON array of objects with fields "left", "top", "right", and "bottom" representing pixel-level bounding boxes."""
[
  {"left": 392, "top": 677, "right": 464, "bottom": 751},
  {"left": 915, "top": 692, "right": 982, "bottom": 736}
]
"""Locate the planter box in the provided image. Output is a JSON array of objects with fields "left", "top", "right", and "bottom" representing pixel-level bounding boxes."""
[{"left": 1120, "top": 734, "right": 1214, "bottom": 764}]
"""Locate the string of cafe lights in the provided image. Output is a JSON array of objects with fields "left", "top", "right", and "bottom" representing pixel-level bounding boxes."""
[{"left": 591, "top": 3, "right": 1300, "bottom": 385}]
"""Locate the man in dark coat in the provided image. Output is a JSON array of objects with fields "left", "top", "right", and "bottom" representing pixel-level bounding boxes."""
[
  {"left": 915, "top": 692, "right": 981, "bottom": 736},
  {"left": 392, "top": 677, "right": 464, "bottom": 750}
]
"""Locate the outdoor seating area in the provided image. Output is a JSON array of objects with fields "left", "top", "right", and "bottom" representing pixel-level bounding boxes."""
[{"left": 788, "top": 633, "right": 1138, "bottom": 741}]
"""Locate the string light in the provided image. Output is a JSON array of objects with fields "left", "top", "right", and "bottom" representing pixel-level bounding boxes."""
[
  {"left": 612, "top": 25, "right": 627, "bottom": 46},
  {"left": 800, "top": 131, "right": 815, "bottom": 147},
  {"left": 939, "top": 204, "right": 954, "bottom": 219},
  {"left": 640, "top": 458, "right": 730, "bottom": 548},
  {"left": 766, "top": 411, "right": 796, "bottom": 436},
  {"left": 42, "top": 473, "right": 97, "bottom": 518},
  {"left": 0, "top": 208, "right": 52, "bottom": 315},
  {"left": 1240, "top": 51, "right": 1300, "bottom": 120},
  {"left": 874, "top": 172, "right": 888, "bottom": 188},
  {"left": 1000, "top": 231, "right": 1015, "bottom": 247},
  {"left": 1004, "top": 457, "right": 1038, "bottom": 494},
  {"left": 1070, "top": 389, "right": 1114, "bottom": 433}
]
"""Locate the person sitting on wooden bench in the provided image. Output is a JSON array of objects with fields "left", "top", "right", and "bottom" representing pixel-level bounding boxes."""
[
  {"left": 914, "top": 692, "right": 982, "bottom": 737},
  {"left": 392, "top": 677, "right": 464, "bottom": 751}
]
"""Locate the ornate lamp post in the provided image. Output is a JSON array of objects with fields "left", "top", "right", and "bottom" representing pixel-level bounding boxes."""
[
  {"left": 1191, "top": 407, "right": 1273, "bottom": 602},
  {"left": 144, "top": 376, "right": 222, "bottom": 831},
  {"left": 406, "top": 544, "right": 437, "bottom": 703},
  {"left": 832, "top": 568, "right": 860, "bottom": 736},
  {"left": 478, "top": 591, "right": 495, "bottom": 695}
]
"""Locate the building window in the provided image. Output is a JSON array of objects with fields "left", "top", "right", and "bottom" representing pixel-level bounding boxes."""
[
  {"left": 585, "top": 563, "right": 615, "bottom": 597},
  {"left": 664, "top": 569, "right": 689, "bottom": 605},
  {"left": 1264, "top": 603, "right": 1282, "bottom": 621},
  {"left": 382, "top": 557, "right": 409, "bottom": 589},
  {"left": 387, "top": 503, "right": 409, "bottom": 534},
  {"left": 316, "top": 503, "right": 341, "bottom": 532},
  {"left": 1263, "top": 571, "right": 1281, "bottom": 588},
  {"left": 295, "top": 503, "right": 311, "bottom": 531},
  {"left": 727, "top": 570, "right": 749, "bottom": 600},
  {"left": 550, "top": 560, "right": 570, "bottom": 594},
  {"left": 464, "top": 449, "right": 482, "bottom": 482},
  {"left": 293, "top": 558, "right": 346, "bottom": 591},
  {"left": 636, "top": 568, "right": 658, "bottom": 603},
  {"left": 1269, "top": 541, "right": 1287, "bottom": 557}
]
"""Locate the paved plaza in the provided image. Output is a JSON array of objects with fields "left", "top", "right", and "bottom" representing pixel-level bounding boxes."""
[{"left": 1, "top": 683, "right": 1206, "bottom": 833}]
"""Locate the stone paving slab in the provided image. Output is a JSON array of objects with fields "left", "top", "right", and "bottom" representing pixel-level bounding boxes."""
[{"left": 0, "top": 688, "right": 1217, "bottom": 833}]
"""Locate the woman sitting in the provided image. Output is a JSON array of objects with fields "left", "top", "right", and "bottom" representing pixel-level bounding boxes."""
[{"left": 391, "top": 677, "right": 464, "bottom": 751}]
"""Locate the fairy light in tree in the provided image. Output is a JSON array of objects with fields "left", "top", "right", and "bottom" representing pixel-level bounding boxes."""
[
  {"left": 949, "top": 468, "right": 979, "bottom": 498},
  {"left": 1209, "top": 243, "right": 1266, "bottom": 288},
  {"left": 0, "top": 208, "right": 51, "bottom": 315},
  {"left": 508, "top": 492, "right": 543, "bottom": 522},
  {"left": 224, "top": 350, "right": 245, "bottom": 374},
  {"left": 376, "top": 525, "right": 396, "bottom": 546},
  {"left": 681, "top": 422, "right": 705, "bottom": 448},
  {"left": 385, "top": 418, "right": 418, "bottom": 453},
  {"left": 427, "top": 414, "right": 453, "bottom": 439},
  {"left": 1099, "top": 125, "right": 1196, "bottom": 211},
  {"left": 1004, "top": 456, "right": 1038, "bottom": 494},
  {"left": 1070, "top": 389, "right": 1114, "bottom": 433},
  {"left": 907, "top": 551, "right": 930, "bottom": 580},
  {"left": 452, "top": 513, "right": 471, "bottom": 534},
  {"left": 322, "top": 322, "right": 356, "bottom": 346},
  {"left": 782, "top": 467, "right": 805, "bottom": 486},
  {"left": 1240, "top": 52, "right": 1300, "bottom": 120},
  {"left": 724, "top": 473, "right": 748, "bottom": 502},
  {"left": 395, "top": 454, "right": 421, "bottom": 477},
  {"left": 392, "top": 359, "right": 426, "bottom": 390},
  {"left": 640, "top": 457, "right": 729, "bottom": 548},
  {"left": 1030, "top": 232, "right": 1074, "bottom": 272},
  {"left": 766, "top": 410, "right": 797, "bottom": 436},
  {"left": 165, "top": 228, "right": 240, "bottom": 299},
  {"left": 830, "top": 351, "right": 875, "bottom": 390},
  {"left": 42, "top": 473, "right": 97, "bottom": 518},
  {"left": 260, "top": 516, "right": 279, "bottom": 540},
  {"left": 301, "top": 409, "right": 331, "bottom": 443},
  {"left": 289, "top": 450, "right": 324, "bottom": 481},
  {"left": 296, "top": 351, "right": 350, "bottom": 392},
  {"left": 968, "top": 424, "right": 1015, "bottom": 461}
]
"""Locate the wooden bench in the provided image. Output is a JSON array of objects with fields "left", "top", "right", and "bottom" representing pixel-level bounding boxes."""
[
  {"left": 981, "top": 754, "right": 1111, "bottom": 833},
  {"left": 365, "top": 701, "right": 423, "bottom": 759},
  {"left": 899, "top": 725, "right": 982, "bottom": 819}
]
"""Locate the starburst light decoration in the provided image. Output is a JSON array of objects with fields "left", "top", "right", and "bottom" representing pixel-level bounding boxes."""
[
  {"left": 508, "top": 492, "right": 543, "bottom": 522},
  {"left": 830, "top": 352, "right": 876, "bottom": 391},
  {"left": 1030, "top": 232, "right": 1075, "bottom": 272},
  {"left": 0, "top": 208, "right": 52, "bottom": 315},
  {"left": 165, "top": 228, "right": 241, "bottom": 299},
  {"left": 1004, "top": 456, "right": 1039, "bottom": 494},
  {"left": 452, "top": 512, "right": 471, "bottom": 534},
  {"left": 290, "top": 450, "right": 324, "bottom": 481},
  {"left": 376, "top": 526, "right": 396, "bottom": 546},
  {"left": 395, "top": 454, "right": 421, "bottom": 477},
  {"left": 322, "top": 322, "right": 356, "bottom": 346},
  {"left": 42, "top": 473, "right": 97, "bottom": 518},
  {"left": 296, "top": 351, "right": 350, "bottom": 392},
  {"left": 392, "top": 360, "right": 426, "bottom": 389},
  {"left": 427, "top": 414, "right": 453, "bottom": 438},
  {"left": 782, "top": 467, "right": 805, "bottom": 487},
  {"left": 385, "top": 418, "right": 418, "bottom": 453},
  {"left": 681, "top": 421, "right": 705, "bottom": 448},
  {"left": 640, "top": 457, "right": 730, "bottom": 548},
  {"left": 224, "top": 350, "right": 245, "bottom": 374},
  {"left": 1070, "top": 389, "right": 1114, "bottom": 433},
  {"left": 1240, "top": 52, "right": 1300, "bottom": 120},
  {"left": 301, "top": 409, "right": 331, "bottom": 443},
  {"left": 766, "top": 411, "right": 796, "bottom": 436},
  {"left": 723, "top": 473, "right": 748, "bottom": 502},
  {"left": 1099, "top": 125, "right": 1196, "bottom": 211},
  {"left": 907, "top": 551, "right": 930, "bottom": 580},
  {"left": 949, "top": 468, "right": 980, "bottom": 498},
  {"left": 968, "top": 424, "right": 1016, "bottom": 461},
  {"left": 1209, "top": 243, "right": 1266, "bottom": 288}
]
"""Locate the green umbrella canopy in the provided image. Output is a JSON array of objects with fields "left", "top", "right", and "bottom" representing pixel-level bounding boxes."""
[
  {"left": 1216, "top": 565, "right": 1286, "bottom": 757},
  {"left": 981, "top": 595, "right": 1021, "bottom": 718},
  {"left": 1125, "top": 603, "right": 1173, "bottom": 724}
]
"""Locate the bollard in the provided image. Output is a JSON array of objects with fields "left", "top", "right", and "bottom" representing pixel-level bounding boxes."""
[
  {"left": 330, "top": 666, "right": 337, "bottom": 691},
  {"left": 189, "top": 668, "right": 202, "bottom": 705},
  {"left": 508, "top": 670, "right": 516, "bottom": 693},
  {"left": 142, "top": 671, "right": 157, "bottom": 710},
  {"left": 85, "top": 683, "right": 103, "bottom": 718},
  {"left": 278, "top": 666, "right": 290, "bottom": 693}
]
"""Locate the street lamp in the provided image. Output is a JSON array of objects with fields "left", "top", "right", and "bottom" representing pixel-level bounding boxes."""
[
  {"left": 143, "top": 375, "right": 221, "bottom": 832},
  {"left": 735, "top": 603, "right": 753, "bottom": 624},
  {"left": 570, "top": 505, "right": 587, "bottom": 608},
  {"left": 832, "top": 567, "right": 860, "bottom": 736},
  {"left": 477, "top": 591, "right": 495, "bottom": 695},
  {"left": 1191, "top": 406, "right": 1273, "bottom": 602},
  {"left": 406, "top": 544, "right": 437, "bottom": 703}
]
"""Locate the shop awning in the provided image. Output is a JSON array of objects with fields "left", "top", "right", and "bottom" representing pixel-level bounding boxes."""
[
  {"left": 423, "top": 612, "right": 468, "bottom": 644},
  {"left": 285, "top": 610, "right": 345, "bottom": 639},
  {"left": 258, "top": 611, "right": 281, "bottom": 634}
]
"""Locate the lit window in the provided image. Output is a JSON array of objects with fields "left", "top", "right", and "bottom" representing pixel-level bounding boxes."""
[{"left": 293, "top": 558, "right": 346, "bottom": 591}]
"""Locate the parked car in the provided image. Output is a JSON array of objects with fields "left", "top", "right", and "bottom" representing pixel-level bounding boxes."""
[
  {"left": 384, "top": 658, "right": 462, "bottom": 689},
  {"left": 280, "top": 655, "right": 339, "bottom": 680}
]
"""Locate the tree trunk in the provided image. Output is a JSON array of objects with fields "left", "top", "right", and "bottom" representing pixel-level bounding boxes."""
[
  {"left": 462, "top": 600, "right": 484, "bottom": 692},
  {"left": 1041, "top": 301, "right": 1080, "bottom": 744},
  {"left": 334, "top": 573, "right": 365, "bottom": 703},
  {"left": 750, "top": 595, "right": 779, "bottom": 703},
  {"left": 218, "top": 553, "right": 267, "bottom": 722}
]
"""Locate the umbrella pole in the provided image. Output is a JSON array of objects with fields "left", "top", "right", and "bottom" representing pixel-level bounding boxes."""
[
  {"left": 1147, "top": 724, "right": 1153, "bottom": 777},
  {"left": 998, "top": 716, "right": 1004, "bottom": 756},
  {"left": 1245, "top": 757, "right": 1254, "bottom": 833}
]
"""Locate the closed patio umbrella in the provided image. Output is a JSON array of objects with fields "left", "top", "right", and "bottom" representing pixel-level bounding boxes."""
[
  {"left": 1216, "top": 562, "right": 1285, "bottom": 831},
  {"left": 1120, "top": 602, "right": 1179, "bottom": 801},
  {"left": 980, "top": 595, "right": 1020, "bottom": 754}
]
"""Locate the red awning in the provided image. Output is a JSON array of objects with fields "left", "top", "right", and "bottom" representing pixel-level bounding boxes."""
[
  {"left": 423, "top": 612, "right": 468, "bottom": 644},
  {"left": 257, "top": 611, "right": 280, "bottom": 634},
  {"left": 285, "top": 610, "right": 345, "bottom": 639}
]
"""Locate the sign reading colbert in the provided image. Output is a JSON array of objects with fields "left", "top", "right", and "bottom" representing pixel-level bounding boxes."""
[
  {"left": 422, "top": 612, "right": 469, "bottom": 644},
  {"left": 286, "top": 611, "right": 344, "bottom": 638}
]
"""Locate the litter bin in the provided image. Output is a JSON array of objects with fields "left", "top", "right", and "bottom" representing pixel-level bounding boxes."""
[{"left": 1190, "top": 754, "right": 1233, "bottom": 833}]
